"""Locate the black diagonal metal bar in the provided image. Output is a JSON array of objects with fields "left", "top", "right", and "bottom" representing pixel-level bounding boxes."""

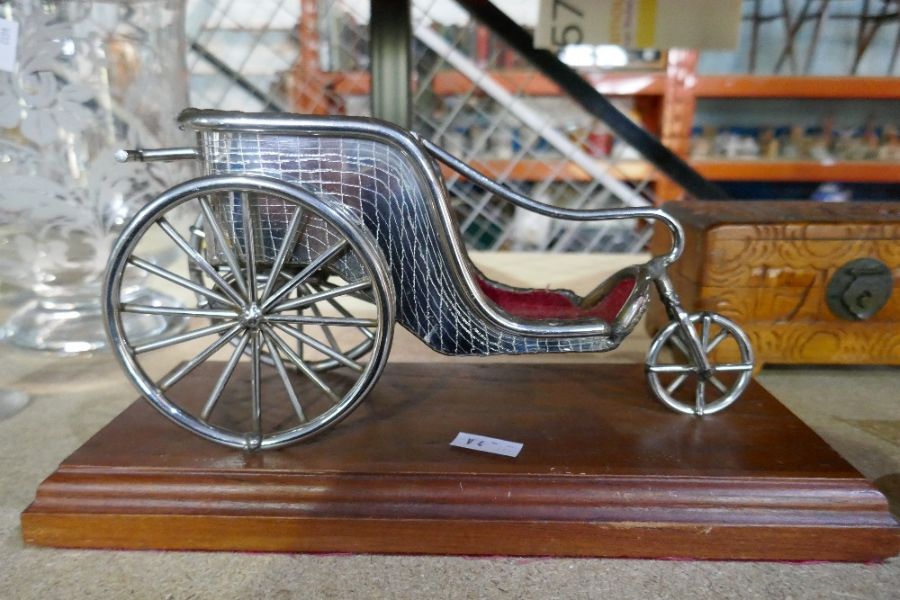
[
  {"left": 456, "top": 0, "right": 728, "bottom": 200},
  {"left": 190, "top": 42, "right": 285, "bottom": 112}
]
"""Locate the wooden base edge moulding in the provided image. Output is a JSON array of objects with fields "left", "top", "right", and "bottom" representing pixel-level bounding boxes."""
[{"left": 22, "top": 362, "right": 900, "bottom": 561}]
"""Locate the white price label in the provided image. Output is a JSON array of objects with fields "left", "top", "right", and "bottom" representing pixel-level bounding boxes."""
[
  {"left": 536, "top": 0, "right": 741, "bottom": 50},
  {"left": 0, "top": 19, "right": 19, "bottom": 73},
  {"left": 535, "top": 0, "right": 596, "bottom": 49},
  {"left": 450, "top": 432, "right": 523, "bottom": 458}
]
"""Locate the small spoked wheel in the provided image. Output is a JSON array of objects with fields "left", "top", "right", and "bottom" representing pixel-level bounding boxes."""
[
  {"left": 645, "top": 312, "right": 753, "bottom": 416},
  {"left": 104, "top": 175, "right": 395, "bottom": 451}
]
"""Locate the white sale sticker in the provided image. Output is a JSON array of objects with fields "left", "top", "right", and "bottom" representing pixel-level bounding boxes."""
[
  {"left": 536, "top": 0, "right": 741, "bottom": 50},
  {"left": 450, "top": 432, "right": 523, "bottom": 458},
  {"left": 0, "top": 19, "right": 19, "bottom": 73}
]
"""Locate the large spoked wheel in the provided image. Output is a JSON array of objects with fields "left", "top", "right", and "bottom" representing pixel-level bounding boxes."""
[
  {"left": 646, "top": 312, "right": 753, "bottom": 416},
  {"left": 103, "top": 175, "right": 395, "bottom": 451}
]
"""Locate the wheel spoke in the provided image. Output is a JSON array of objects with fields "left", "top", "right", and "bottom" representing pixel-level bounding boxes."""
[
  {"left": 201, "top": 331, "right": 250, "bottom": 421},
  {"left": 303, "top": 283, "right": 377, "bottom": 367},
  {"left": 666, "top": 372, "right": 689, "bottom": 395},
  {"left": 313, "top": 282, "right": 376, "bottom": 341},
  {"left": 648, "top": 364, "right": 694, "bottom": 374},
  {"left": 159, "top": 324, "right": 244, "bottom": 390},
  {"left": 289, "top": 283, "right": 304, "bottom": 359},
  {"left": 262, "top": 324, "right": 340, "bottom": 404},
  {"left": 133, "top": 320, "right": 238, "bottom": 354},
  {"left": 260, "top": 206, "right": 304, "bottom": 302},
  {"left": 695, "top": 379, "right": 706, "bottom": 415},
  {"left": 260, "top": 329, "right": 306, "bottom": 422},
  {"left": 128, "top": 256, "right": 239, "bottom": 308},
  {"left": 250, "top": 330, "right": 262, "bottom": 436},
  {"left": 157, "top": 217, "right": 245, "bottom": 306},
  {"left": 199, "top": 197, "right": 250, "bottom": 299},
  {"left": 709, "top": 375, "right": 729, "bottom": 394},
  {"left": 701, "top": 313, "right": 711, "bottom": 348},
  {"left": 121, "top": 304, "right": 239, "bottom": 319},
  {"left": 308, "top": 301, "right": 342, "bottom": 360},
  {"left": 242, "top": 197, "right": 258, "bottom": 303},
  {"left": 272, "top": 322, "right": 363, "bottom": 372},
  {"left": 706, "top": 330, "right": 729, "bottom": 353},
  {"left": 713, "top": 363, "right": 754, "bottom": 373},
  {"left": 270, "top": 280, "right": 371, "bottom": 313},
  {"left": 266, "top": 315, "right": 376, "bottom": 327},
  {"left": 261, "top": 240, "right": 348, "bottom": 311},
  {"left": 296, "top": 318, "right": 304, "bottom": 360},
  {"left": 669, "top": 332, "right": 691, "bottom": 360}
]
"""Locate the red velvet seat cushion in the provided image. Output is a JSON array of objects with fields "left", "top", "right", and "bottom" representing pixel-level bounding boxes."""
[{"left": 476, "top": 275, "right": 636, "bottom": 322}]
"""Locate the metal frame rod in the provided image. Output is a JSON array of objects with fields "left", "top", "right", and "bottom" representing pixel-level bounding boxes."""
[
  {"left": 455, "top": 0, "right": 728, "bottom": 200},
  {"left": 115, "top": 147, "right": 199, "bottom": 163}
]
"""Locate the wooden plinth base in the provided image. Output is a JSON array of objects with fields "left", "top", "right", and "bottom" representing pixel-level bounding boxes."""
[{"left": 22, "top": 363, "right": 899, "bottom": 561}]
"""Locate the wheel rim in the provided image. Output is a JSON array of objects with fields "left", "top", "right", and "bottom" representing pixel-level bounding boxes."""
[
  {"left": 104, "top": 175, "right": 395, "bottom": 450},
  {"left": 646, "top": 312, "right": 753, "bottom": 416}
]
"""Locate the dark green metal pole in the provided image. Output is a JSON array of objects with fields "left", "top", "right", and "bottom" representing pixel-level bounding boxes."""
[{"left": 370, "top": 0, "right": 412, "bottom": 127}]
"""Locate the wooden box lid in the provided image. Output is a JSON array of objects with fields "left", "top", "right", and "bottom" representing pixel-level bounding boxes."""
[
  {"left": 663, "top": 201, "right": 900, "bottom": 233},
  {"left": 655, "top": 201, "right": 900, "bottom": 288}
]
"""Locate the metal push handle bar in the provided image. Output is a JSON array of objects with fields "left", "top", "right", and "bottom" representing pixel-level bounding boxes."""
[
  {"left": 422, "top": 138, "right": 684, "bottom": 266},
  {"left": 115, "top": 147, "right": 200, "bottom": 163}
]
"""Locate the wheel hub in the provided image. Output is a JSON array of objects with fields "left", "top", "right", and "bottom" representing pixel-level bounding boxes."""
[{"left": 240, "top": 303, "right": 263, "bottom": 329}]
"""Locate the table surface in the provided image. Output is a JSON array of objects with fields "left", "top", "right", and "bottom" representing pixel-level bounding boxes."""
[{"left": 1, "top": 252, "right": 898, "bottom": 599}]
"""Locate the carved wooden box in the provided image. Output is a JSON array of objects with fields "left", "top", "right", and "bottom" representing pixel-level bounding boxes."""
[{"left": 646, "top": 201, "right": 900, "bottom": 369}]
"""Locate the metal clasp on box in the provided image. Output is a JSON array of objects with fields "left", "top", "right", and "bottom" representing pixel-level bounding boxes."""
[{"left": 826, "top": 257, "right": 893, "bottom": 321}]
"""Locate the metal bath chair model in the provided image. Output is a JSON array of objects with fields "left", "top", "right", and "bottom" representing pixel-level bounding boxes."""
[{"left": 103, "top": 109, "right": 755, "bottom": 451}]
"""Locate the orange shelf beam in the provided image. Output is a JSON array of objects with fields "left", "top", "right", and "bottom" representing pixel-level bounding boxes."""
[
  {"left": 437, "top": 158, "right": 898, "bottom": 184},
  {"left": 330, "top": 70, "right": 665, "bottom": 97},
  {"left": 332, "top": 73, "right": 900, "bottom": 101},
  {"left": 331, "top": 71, "right": 371, "bottom": 96},
  {"left": 693, "top": 160, "right": 900, "bottom": 182},
  {"left": 693, "top": 76, "right": 900, "bottom": 99},
  {"left": 430, "top": 70, "right": 665, "bottom": 97}
]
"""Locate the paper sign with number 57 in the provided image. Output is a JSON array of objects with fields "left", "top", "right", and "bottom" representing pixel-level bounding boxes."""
[
  {"left": 536, "top": 0, "right": 601, "bottom": 49},
  {"left": 535, "top": 0, "right": 741, "bottom": 50}
]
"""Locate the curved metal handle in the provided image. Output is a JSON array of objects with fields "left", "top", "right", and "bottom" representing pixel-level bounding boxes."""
[{"left": 423, "top": 138, "right": 684, "bottom": 265}]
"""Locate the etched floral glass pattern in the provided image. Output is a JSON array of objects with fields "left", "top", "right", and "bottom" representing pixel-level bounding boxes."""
[{"left": 0, "top": 0, "right": 191, "bottom": 353}]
